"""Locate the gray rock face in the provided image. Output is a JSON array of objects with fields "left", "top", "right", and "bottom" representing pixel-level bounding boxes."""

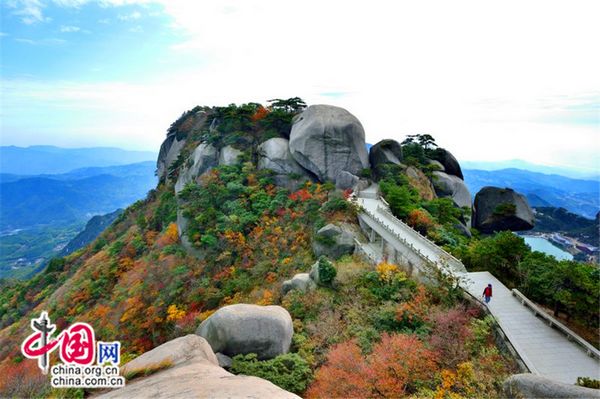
[
  {"left": 473, "top": 186, "right": 535, "bottom": 233},
  {"left": 405, "top": 166, "right": 437, "bottom": 201},
  {"left": 196, "top": 304, "right": 293, "bottom": 360},
  {"left": 281, "top": 273, "right": 316, "bottom": 295},
  {"left": 369, "top": 139, "right": 404, "bottom": 178},
  {"left": 431, "top": 148, "right": 463, "bottom": 179},
  {"left": 98, "top": 335, "right": 298, "bottom": 399},
  {"left": 176, "top": 210, "right": 203, "bottom": 259},
  {"left": 218, "top": 145, "right": 243, "bottom": 166},
  {"left": 312, "top": 223, "right": 356, "bottom": 259},
  {"left": 289, "top": 105, "right": 369, "bottom": 184},
  {"left": 503, "top": 374, "right": 600, "bottom": 399},
  {"left": 432, "top": 171, "right": 472, "bottom": 210},
  {"left": 175, "top": 143, "right": 218, "bottom": 194},
  {"left": 216, "top": 352, "right": 233, "bottom": 369},
  {"left": 258, "top": 138, "right": 311, "bottom": 189},
  {"left": 335, "top": 171, "right": 361, "bottom": 190},
  {"left": 157, "top": 135, "right": 186, "bottom": 180}
]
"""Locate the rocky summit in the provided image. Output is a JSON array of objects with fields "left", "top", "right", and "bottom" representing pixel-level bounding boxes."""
[{"left": 9, "top": 99, "right": 585, "bottom": 399}]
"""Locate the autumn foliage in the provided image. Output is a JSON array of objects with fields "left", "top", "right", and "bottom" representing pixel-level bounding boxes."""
[{"left": 307, "top": 334, "right": 438, "bottom": 398}]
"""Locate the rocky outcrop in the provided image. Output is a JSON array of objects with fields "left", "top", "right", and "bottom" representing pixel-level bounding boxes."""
[
  {"left": 473, "top": 187, "right": 535, "bottom": 233},
  {"left": 503, "top": 374, "right": 600, "bottom": 399},
  {"left": 257, "top": 138, "right": 312, "bottom": 190},
  {"left": 218, "top": 145, "right": 243, "bottom": 166},
  {"left": 431, "top": 171, "right": 471, "bottom": 210},
  {"left": 335, "top": 170, "right": 368, "bottom": 191},
  {"left": 97, "top": 335, "right": 298, "bottom": 399},
  {"left": 431, "top": 148, "right": 463, "bottom": 179},
  {"left": 176, "top": 210, "right": 203, "bottom": 258},
  {"left": 281, "top": 273, "right": 316, "bottom": 295},
  {"left": 174, "top": 143, "right": 218, "bottom": 194},
  {"left": 312, "top": 223, "right": 356, "bottom": 259},
  {"left": 216, "top": 352, "right": 233, "bottom": 369},
  {"left": 196, "top": 304, "right": 293, "bottom": 360},
  {"left": 369, "top": 139, "right": 404, "bottom": 178},
  {"left": 289, "top": 105, "right": 369, "bottom": 185},
  {"left": 405, "top": 166, "right": 436, "bottom": 201},
  {"left": 157, "top": 135, "right": 186, "bottom": 180}
]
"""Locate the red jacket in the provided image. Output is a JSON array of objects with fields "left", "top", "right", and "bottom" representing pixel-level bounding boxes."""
[{"left": 483, "top": 286, "right": 492, "bottom": 297}]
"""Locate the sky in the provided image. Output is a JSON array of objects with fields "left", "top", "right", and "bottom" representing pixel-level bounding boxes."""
[{"left": 1, "top": 0, "right": 599, "bottom": 174}]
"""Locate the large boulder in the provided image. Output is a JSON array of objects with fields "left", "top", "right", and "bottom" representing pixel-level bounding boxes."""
[
  {"left": 257, "top": 138, "right": 312, "bottom": 190},
  {"left": 157, "top": 135, "right": 186, "bottom": 181},
  {"left": 289, "top": 105, "right": 369, "bottom": 185},
  {"left": 281, "top": 273, "right": 316, "bottom": 295},
  {"left": 196, "top": 304, "right": 293, "bottom": 360},
  {"left": 218, "top": 145, "right": 243, "bottom": 166},
  {"left": 473, "top": 186, "right": 535, "bottom": 233},
  {"left": 369, "top": 139, "right": 404, "bottom": 178},
  {"left": 312, "top": 223, "right": 356, "bottom": 259},
  {"left": 431, "top": 148, "right": 463, "bottom": 179},
  {"left": 503, "top": 374, "right": 600, "bottom": 399},
  {"left": 97, "top": 335, "right": 298, "bottom": 399},
  {"left": 431, "top": 171, "right": 471, "bottom": 210},
  {"left": 174, "top": 143, "right": 218, "bottom": 194}
]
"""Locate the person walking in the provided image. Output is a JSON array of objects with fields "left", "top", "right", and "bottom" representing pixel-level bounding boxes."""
[{"left": 482, "top": 283, "right": 492, "bottom": 304}]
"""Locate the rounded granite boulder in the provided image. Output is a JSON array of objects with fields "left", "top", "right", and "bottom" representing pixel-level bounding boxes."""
[
  {"left": 289, "top": 105, "right": 369, "bottom": 185},
  {"left": 473, "top": 186, "right": 535, "bottom": 233},
  {"left": 196, "top": 304, "right": 293, "bottom": 360}
]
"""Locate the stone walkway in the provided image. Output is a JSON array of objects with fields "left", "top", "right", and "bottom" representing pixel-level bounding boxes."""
[{"left": 356, "top": 185, "right": 600, "bottom": 384}]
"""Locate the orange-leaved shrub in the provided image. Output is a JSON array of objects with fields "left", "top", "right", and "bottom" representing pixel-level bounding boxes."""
[{"left": 307, "top": 333, "right": 439, "bottom": 398}]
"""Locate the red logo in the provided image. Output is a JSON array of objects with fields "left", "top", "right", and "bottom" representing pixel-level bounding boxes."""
[{"left": 21, "top": 311, "right": 95, "bottom": 374}]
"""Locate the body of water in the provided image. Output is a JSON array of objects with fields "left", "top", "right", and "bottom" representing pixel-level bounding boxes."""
[{"left": 522, "top": 235, "right": 574, "bottom": 261}]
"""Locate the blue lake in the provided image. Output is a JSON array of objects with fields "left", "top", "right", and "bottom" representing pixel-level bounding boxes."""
[{"left": 522, "top": 236, "right": 574, "bottom": 261}]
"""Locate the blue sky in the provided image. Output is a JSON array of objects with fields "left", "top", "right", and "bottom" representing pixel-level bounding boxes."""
[{"left": 1, "top": 0, "right": 599, "bottom": 173}]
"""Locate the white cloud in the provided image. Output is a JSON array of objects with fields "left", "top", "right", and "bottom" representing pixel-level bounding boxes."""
[
  {"left": 118, "top": 10, "right": 141, "bottom": 21},
  {"left": 15, "top": 37, "right": 66, "bottom": 45},
  {"left": 128, "top": 25, "right": 142, "bottom": 32},
  {"left": 60, "top": 25, "right": 80, "bottom": 32},
  {"left": 98, "top": 18, "right": 110, "bottom": 24},
  {"left": 7, "top": 0, "right": 49, "bottom": 24}
]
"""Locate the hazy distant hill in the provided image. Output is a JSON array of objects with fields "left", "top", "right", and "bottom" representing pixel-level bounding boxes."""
[
  {"left": 0, "top": 163, "right": 156, "bottom": 229},
  {"left": 0, "top": 161, "right": 156, "bottom": 279},
  {"left": 60, "top": 209, "right": 124, "bottom": 257},
  {"left": 0, "top": 145, "right": 157, "bottom": 175},
  {"left": 532, "top": 207, "right": 599, "bottom": 247},
  {"left": 463, "top": 168, "right": 599, "bottom": 219},
  {"left": 461, "top": 159, "right": 599, "bottom": 180}
]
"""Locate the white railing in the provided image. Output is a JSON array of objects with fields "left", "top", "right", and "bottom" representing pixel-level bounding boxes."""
[
  {"left": 353, "top": 238, "right": 380, "bottom": 265},
  {"left": 360, "top": 208, "right": 434, "bottom": 266},
  {"left": 375, "top": 204, "right": 466, "bottom": 272},
  {"left": 512, "top": 289, "right": 600, "bottom": 360}
]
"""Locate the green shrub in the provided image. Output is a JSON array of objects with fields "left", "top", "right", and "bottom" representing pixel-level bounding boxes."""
[
  {"left": 577, "top": 377, "right": 600, "bottom": 389},
  {"left": 231, "top": 353, "right": 312, "bottom": 394},
  {"left": 493, "top": 203, "right": 517, "bottom": 217},
  {"left": 318, "top": 257, "right": 336, "bottom": 286},
  {"left": 321, "top": 197, "right": 349, "bottom": 213}
]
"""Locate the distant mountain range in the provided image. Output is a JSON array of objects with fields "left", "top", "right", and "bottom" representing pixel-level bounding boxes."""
[
  {"left": 461, "top": 159, "right": 599, "bottom": 180},
  {"left": 0, "top": 161, "right": 157, "bottom": 229},
  {"left": 463, "top": 168, "right": 599, "bottom": 219},
  {"left": 0, "top": 145, "right": 157, "bottom": 175},
  {"left": 0, "top": 157, "right": 157, "bottom": 279}
]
